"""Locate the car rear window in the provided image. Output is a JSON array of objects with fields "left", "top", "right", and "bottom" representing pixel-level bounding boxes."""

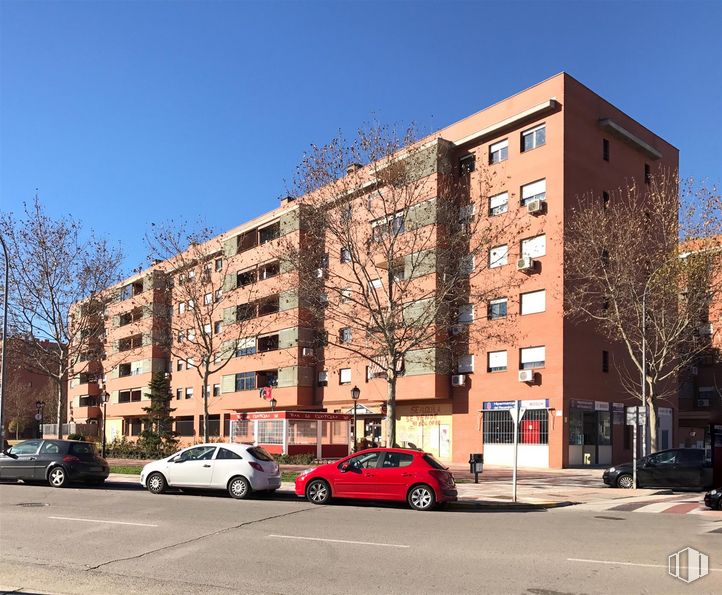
[
  {"left": 422, "top": 454, "right": 447, "bottom": 470},
  {"left": 247, "top": 446, "right": 274, "bottom": 461},
  {"left": 70, "top": 442, "right": 96, "bottom": 456}
]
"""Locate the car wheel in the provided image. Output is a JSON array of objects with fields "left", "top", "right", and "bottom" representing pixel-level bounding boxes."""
[
  {"left": 616, "top": 474, "right": 634, "bottom": 489},
  {"left": 306, "top": 479, "right": 331, "bottom": 505},
  {"left": 228, "top": 476, "right": 251, "bottom": 499},
  {"left": 48, "top": 467, "right": 67, "bottom": 488},
  {"left": 146, "top": 472, "right": 167, "bottom": 494},
  {"left": 407, "top": 484, "right": 436, "bottom": 511}
]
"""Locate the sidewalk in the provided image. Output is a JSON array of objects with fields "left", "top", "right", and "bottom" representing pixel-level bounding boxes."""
[{"left": 107, "top": 464, "right": 671, "bottom": 511}]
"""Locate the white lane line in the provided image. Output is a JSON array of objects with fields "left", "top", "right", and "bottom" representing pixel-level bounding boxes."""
[
  {"left": 268, "top": 534, "right": 409, "bottom": 548},
  {"left": 568, "top": 558, "right": 721, "bottom": 572},
  {"left": 49, "top": 516, "right": 157, "bottom": 527}
]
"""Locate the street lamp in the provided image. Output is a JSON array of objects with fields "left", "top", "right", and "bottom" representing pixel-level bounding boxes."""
[
  {"left": 351, "top": 385, "right": 360, "bottom": 452},
  {"left": 35, "top": 401, "right": 45, "bottom": 439},
  {"left": 100, "top": 391, "right": 109, "bottom": 458},
  {"left": 270, "top": 397, "right": 277, "bottom": 411},
  {"left": 0, "top": 234, "right": 9, "bottom": 448}
]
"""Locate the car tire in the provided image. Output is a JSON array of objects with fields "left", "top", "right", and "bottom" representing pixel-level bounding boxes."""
[
  {"left": 48, "top": 466, "right": 67, "bottom": 488},
  {"left": 616, "top": 474, "right": 634, "bottom": 489},
  {"left": 228, "top": 476, "right": 251, "bottom": 499},
  {"left": 306, "top": 479, "right": 331, "bottom": 505},
  {"left": 146, "top": 472, "right": 167, "bottom": 494},
  {"left": 407, "top": 484, "right": 436, "bottom": 511}
]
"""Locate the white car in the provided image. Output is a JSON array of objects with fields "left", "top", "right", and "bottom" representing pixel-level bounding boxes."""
[{"left": 140, "top": 443, "right": 281, "bottom": 499}]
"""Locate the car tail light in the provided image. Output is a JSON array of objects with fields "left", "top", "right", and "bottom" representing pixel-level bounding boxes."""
[
  {"left": 249, "top": 462, "right": 264, "bottom": 472},
  {"left": 63, "top": 455, "right": 80, "bottom": 463},
  {"left": 429, "top": 470, "right": 453, "bottom": 486}
]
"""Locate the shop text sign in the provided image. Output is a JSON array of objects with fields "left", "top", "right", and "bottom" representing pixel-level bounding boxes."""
[{"left": 482, "top": 399, "right": 549, "bottom": 411}]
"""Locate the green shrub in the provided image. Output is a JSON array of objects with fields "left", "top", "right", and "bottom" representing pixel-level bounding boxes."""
[
  {"left": 273, "top": 453, "right": 317, "bottom": 465},
  {"left": 67, "top": 433, "right": 84, "bottom": 441}
]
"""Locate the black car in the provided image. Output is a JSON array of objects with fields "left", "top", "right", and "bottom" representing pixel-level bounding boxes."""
[
  {"left": 0, "top": 439, "right": 109, "bottom": 488},
  {"left": 602, "top": 448, "right": 712, "bottom": 490},
  {"left": 704, "top": 487, "right": 721, "bottom": 510}
]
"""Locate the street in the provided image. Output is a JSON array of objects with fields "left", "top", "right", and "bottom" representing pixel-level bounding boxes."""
[{"left": 1, "top": 480, "right": 720, "bottom": 594}]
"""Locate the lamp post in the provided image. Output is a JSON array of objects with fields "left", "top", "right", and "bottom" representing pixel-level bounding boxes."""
[
  {"left": 0, "top": 234, "right": 9, "bottom": 448},
  {"left": 35, "top": 400, "right": 45, "bottom": 439},
  {"left": 100, "top": 391, "right": 109, "bottom": 458},
  {"left": 270, "top": 397, "right": 277, "bottom": 411},
  {"left": 351, "top": 385, "right": 360, "bottom": 452}
]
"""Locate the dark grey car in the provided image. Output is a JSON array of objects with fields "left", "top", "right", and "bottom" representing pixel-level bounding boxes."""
[{"left": 0, "top": 439, "right": 110, "bottom": 488}]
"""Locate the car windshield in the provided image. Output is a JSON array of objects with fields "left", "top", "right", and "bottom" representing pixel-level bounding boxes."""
[
  {"left": 247, "top": 446, "right": 274, "bottom": 461},
  {"left": 423, "top": 454, "right": 447, "bottom": 470}
]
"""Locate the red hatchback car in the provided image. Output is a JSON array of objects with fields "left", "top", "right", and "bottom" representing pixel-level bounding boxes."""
[{"left": 295, "top": 448, "right": 457, "bottom": 511}]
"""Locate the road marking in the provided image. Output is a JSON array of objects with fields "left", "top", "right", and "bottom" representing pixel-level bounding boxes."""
[
  {"left": 568, "top": 558, "right": 721, "bottom": 572},
  {"left": 48, "top": 516, "right": 157, "bottom": 527},
  {"left": 268, "top": 534, "right": 409, "bottom": 548}
]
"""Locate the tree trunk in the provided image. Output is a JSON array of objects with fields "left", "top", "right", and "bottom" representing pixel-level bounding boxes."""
[
  {"left": 55, "top": 377, "right": 63, "bottom": 439},
  {"left": 646, "top": 394, "right": 658, "bottom": 453},
  {"left": 203, "top": 370, "right": 210, "bottom": 443},
  {"left": 386, "top": 376, "right": 397, "bottom": 447}
]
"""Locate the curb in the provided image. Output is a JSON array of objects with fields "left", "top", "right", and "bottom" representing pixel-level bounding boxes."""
[{"left": 449, "top": 499, "right": 578, "bottom": 511}]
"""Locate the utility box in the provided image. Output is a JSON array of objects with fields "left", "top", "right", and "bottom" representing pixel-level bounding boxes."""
[{"left": 469, "top": 453, "right": 484, "bottom": 482}]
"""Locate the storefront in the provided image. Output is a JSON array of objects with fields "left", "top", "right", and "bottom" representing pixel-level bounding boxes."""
[
  {"left": 480, "top": 399, "right": 550, "bottom": 468},
  {"left": 568, "top": 400, "right": 616, "bottom": 466},
  {"left": 395, "top": 404, "right": 452, "bottom": 461}
]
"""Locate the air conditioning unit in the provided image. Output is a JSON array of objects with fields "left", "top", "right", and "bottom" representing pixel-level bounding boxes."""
[
  {"left": 527, "top": 199, "right": 546, "bottom": 215},
  {"left": 315, "top": 268, "right": 325, "bottom": 278},
  {"left": 517, "top": 256, "right": 535, "bottom": 272},
  {"left": 451, "top": 374, "right": 466, "bottom": 387},
  {"left": 302, "top": 347, "right": 314, "bottom": 357},
  {"left": 518, "top": 370, "right": 534, "bottom": 383}
]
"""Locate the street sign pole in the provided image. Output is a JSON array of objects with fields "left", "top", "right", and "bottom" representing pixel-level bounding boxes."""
[
  {"left": 509, "top": 401, "right": 526, "bottom": 503},
  {"left": 633, "top": 409, "right": 638, "bottom": 489}
]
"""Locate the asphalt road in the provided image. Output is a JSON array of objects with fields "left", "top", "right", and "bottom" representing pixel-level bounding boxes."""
[{"left": 1, "top": 480, "right": 720, "bottom": 594}]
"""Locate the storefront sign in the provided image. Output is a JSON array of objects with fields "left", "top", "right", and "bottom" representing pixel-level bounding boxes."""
[
  {"left": 658, "top": 407, "right": 673, "bottom": 417},
  {"left": 612, "top": 403, "right": 625, "bottom": 412},
  {"left": 594, "top": 401, "right": 610, "bottom": 411},
  {"left": 482, "top": 399, "right": 549, "bottom": 411},
  {"left": 570, "top": 399, "right": 594, "bottom": 411}
]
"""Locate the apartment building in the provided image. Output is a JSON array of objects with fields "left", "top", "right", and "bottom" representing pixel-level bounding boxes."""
[{"left": 68, "top": 73, "right": 678, "bottom": 467}]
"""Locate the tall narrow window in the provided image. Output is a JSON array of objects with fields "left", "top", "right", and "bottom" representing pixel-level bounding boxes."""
[
  {"left": 489, "top": 192, "right": 509, "bottom": 216},
  {"left": 603, "top": 191, "right": 610, "bottom": 208},
  {"left": 489, "top": 244, "right": 509, "bottom": 268},
  {"left": 459, "top": 154, "right": 476, "bottom": 176},
  {"left": 602, "top": 350, "right": 609, "bottom": 373},
  {"left": 488, "top": 298, "right": 507, "bottom": 320},
  {"left": 602, "top": 138, "right": 610, "bottom": 161},
  {"left": 489, "top": 139, "right": 508, "bottom": 164},
  {"left": 644, "top": 163, "right": 651, "bottom": 184},
  {"left": 521, "top": 179, "right": 546, "bottom": 206}
]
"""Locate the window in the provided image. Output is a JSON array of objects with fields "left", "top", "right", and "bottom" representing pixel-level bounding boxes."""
[
  {"left": 213, "top": 383, "right": 220, "bottom": 397},
  {"left": 342, "top": 451, "right": 381, "bottom": 469},
  {"left": 178, "top": 302, "right": 186, "bottom": 314},
  {"left": 603, "top": 191, "right": 610, "bottom": 208},
  {"left": 175, "top": 416, "right": 195, "bottom": 437},
  {"left": 521, "top": 234, "right": 546, "bottom": 258},
  {"left": 185, "top": 387, "right": 193, "bottom": 400},
  {"left": 483, "top": 409, "right": 548, "bottom": 444},
  {"left": 371, "top": 212, "right": 405, "bottom": 242},
  {"left": 521, "top": 124, "right": 546, "bottom": 152},
  {"left": 460, "top": 255, "right": 475, "bottom": 275},
  {"left": 459, "top": 203, "right": 476, "bottom": 222},
  {"left": 520, "top": 290, "right": 546, "bottom": 315},
  {"left": 520, "top": 346, "right": 545, "bottom": 369},
  {"left": 487, "top": 351, "right": 507, "bottom": 372},
  {"left": 489, "top": 192, "right": 508, "bottom": 216},
  {"left": 237, "top": 269, "right": 257, "bottom": 287},
  {"left": 489, "top": 244, "right": 508, "bottom": 268},
  {"left": 341, "top": 288, "right": 352, "bottom": 303},
  {"left": 11, "top": 440, "right": 41, "bottom": 455},
  {"left": 644, "top": 163, "right": 651, "bottom": 184},
  {"left": 176, "top": 388, "right": 182, "bottom": 400},
  {"left": 119, "top": 363, "right": 131, "bottom": 378},
  {"left": 602, "top": 138, "right": 610, "bottom": 161},
  {"left": 489, "top": 139, "right": 508, "bottom": 164},
  {"left": 186, "top": 358, "right": 195, "bottom": 370},
  {"left": 259, "top": 222, "right": 280, "bottom": 244},
  {"left": 214, "top": 289, "right": 222, "bottom": 302},
  {"left": 258, "top": 296, "right": 279, "bottom": 316},
  {"left": 217, "top": 447, "right": 242, "bottom": 460},
  {"left": 602, "top": 350, "right": 609, "bottom": 373},
  {"left": 458, "top": 304, "right": 474, "bottom": 324},
  {"left": 697, "top": 387, "right": 715, "bottom": 407},
  {"left": 459, "top": 154, "right": 475, "bottom": 176},
  {"left": 391, "top": 264, "right": 405, "bottom": 282},
  {"left": 203, "top": 323, "right": 211, "bottom": 336},
  {"left": 187, "top": 329, "right": 196, "bottom": 341},
  {"left": 521, "top": 179, "right": 546, "bottom": 206},
  {"left": 200, "top": 414, "right": 221, "bottom": 437},
  {"left": 204, "top": 293, "right": 212, "bottom": 305},
  {"left": 260, "top": 261, "right": 280, "bottom": 280},
  {"left": 458, "top": 354, "right": 474, "bottom": 374},
  {"left": 176, "top": 359, "right": 183, "bottom": 372},
  {"left": 369, "top": 279, "right": 382, "bottom": 290},
  {"left": 381, "top": 452, "right": 414, "bottom": 468},
  {"left": 235, "top": 372, "right": 256, "bottom": 391},
  {"left": 214, "top": 321, "right": 222, "bottom": 334},
  {"left": 236, "top": 337, "right": 257, "bottom": 357},
  {"left": 187, "top": 299, "right": 195, "bottom": 311},
  {"left": 237, "top": 303, "right": 257, "bottom": 321},
  {"left": 340, "top": 247, "right": 352, "bottom": 263},
  {"left": 215, "top": 258, "right": 223, "bottom": 272},
  {"left": 258, "top": 334, "right": 279, "bottom": 352},
  {"left": 488, "top": 298, "right": 507, "bottom": 320},
  {"left": 340, "top": 368, "right": 352, "bottom": 384},
  {"left": 340, "top": 327, "right": 352, "bottom": 344}
]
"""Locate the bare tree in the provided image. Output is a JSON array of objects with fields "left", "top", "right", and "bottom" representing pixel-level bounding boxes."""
[
  {"left": 0, "top": 198, "right": 123, "bottom": 438},
  {"left": 279, "top": 124, "right": 525, "bottom": 446},
  {"left": 565, "top": 169, "right": 722, "bottom": 451},
  {"left": 146, "top": 220, "right": 269, "bottom": 442}
]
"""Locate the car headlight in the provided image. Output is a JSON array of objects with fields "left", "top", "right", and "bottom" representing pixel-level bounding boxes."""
[
  {"left": 298, "top": 468, "right": 315, "bottom": 478},
  {"left": 608, "top": 467, "right": 616, "bottom": 473},
  {"left": 711, "top": 489, "right": 719, "bottom": 495}
]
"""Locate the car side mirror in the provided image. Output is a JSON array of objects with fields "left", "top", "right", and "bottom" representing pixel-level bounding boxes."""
[
  {"left": 174, "top": 458, "right": 185, "bottom": 464},
  {"left": 340, "top": 462, "right": 350, "bottom": 473},
  {"left": 3, "top": 449, "right": 18, "bottom": 459}
]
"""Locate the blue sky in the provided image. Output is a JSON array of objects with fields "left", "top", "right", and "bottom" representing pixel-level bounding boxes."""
[{"left": 2, "top": 0, "right": 721, "bottom": 273}]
